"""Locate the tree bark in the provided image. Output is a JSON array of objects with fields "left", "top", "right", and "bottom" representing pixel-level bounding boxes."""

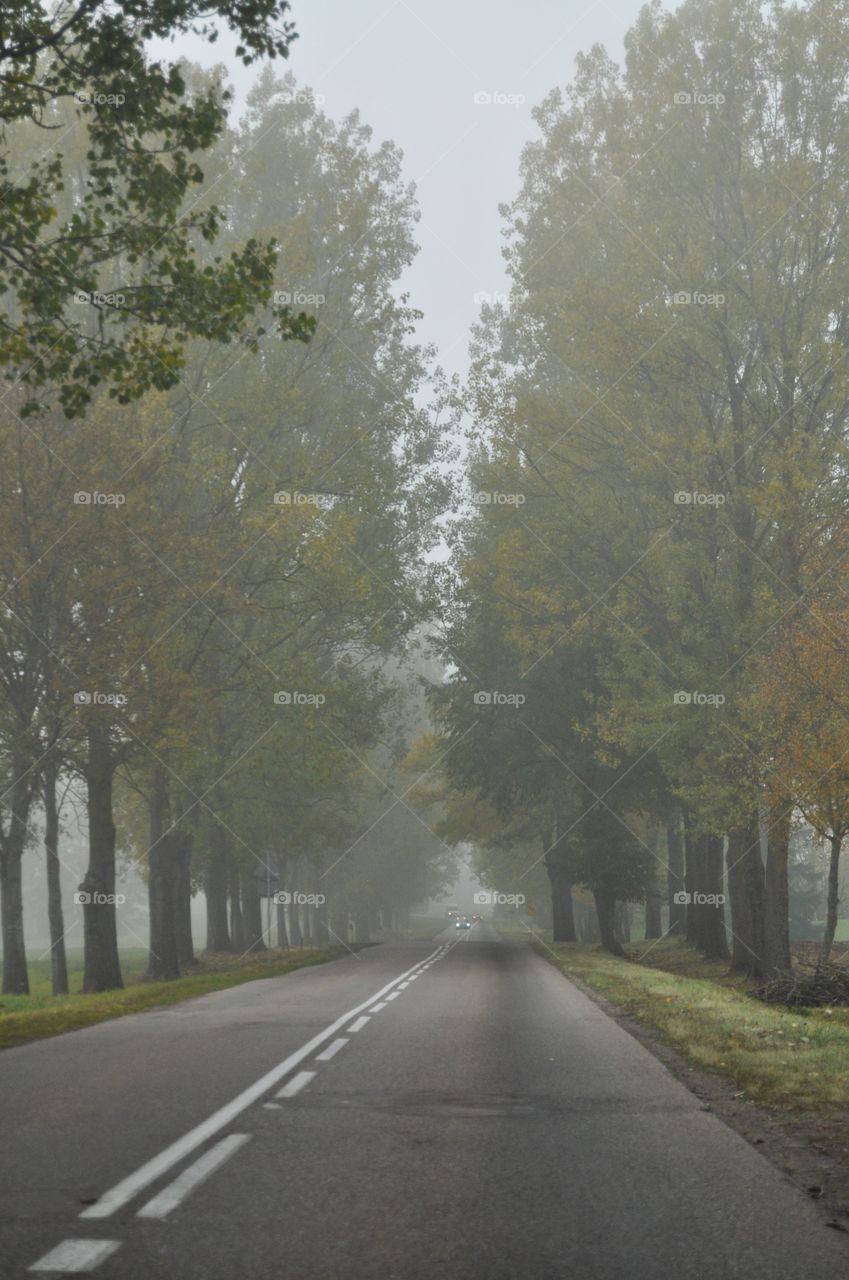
[
  {"left": 173, "top": 833, "right": 195, "bottom": 967},
  {"left": 726, "top": 811, "right": 766, "bottom": 977},
  {"left": 0, "top": 848, "right": 29, "bottom": 994},
  {"left": 644, "top": 890, "right": 662, "bottom": 940},
  {"left": 228, "top": 859, "right": 245, "bottom": 952},
  {"left": 241, "top": 866, "right": 266, "bottom": 953},
  {"left": 43, "top": 756, "right": 68, "bottom": 995},
  {"left": 546, "top": 858, "right": 577, "bottom": 941},
  {"left": 286, "top": 857, "right": 302, "bottom": 945},
  {"left": 764, "top": 805, "right": 792, "bottom": 974},
  {"left": 821, "top": 831, "right": 843, "bottom": 965},
  {"left": 146, "top": 768, "right": 180, "bottom": 981},
  {"left": 0, "top": 760, "right": 33, "bottom": 994},
  {"left": 614, "top": 900, "right": 631, "bottom": 945},
  {"left": 594, "top": 889, "right": 625, "bottom": 955},
  {"left": 666, "top": 810, "right": 686, "bottom": 937},
  {"left": 204, "top": 817, "right": 232, "bottom": 953},
  {"left": 276, "top": 858, "right": 289, "bottom": 949},
  {"left": 82, "top": 724, "right": 123, "bottom": 992},
  {"left": 683, "top": 821, "right": 704, "bottom": 948}
]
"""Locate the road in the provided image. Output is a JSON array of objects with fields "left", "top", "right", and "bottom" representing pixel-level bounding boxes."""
[{"left": 1, "top": 923, "right": 846, "bottom": 1278}]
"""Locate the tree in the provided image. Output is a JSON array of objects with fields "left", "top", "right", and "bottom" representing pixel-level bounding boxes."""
[{"left": 0, "top": 2, "right": 313, "bottom": 416}]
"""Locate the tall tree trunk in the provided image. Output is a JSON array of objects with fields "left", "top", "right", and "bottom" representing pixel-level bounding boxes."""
[
  {"left": 614, "top": 900, "right": 631, "bottom": 945},
  {"left": 277, "top": 894, "right": 290, "bottom": 949},
  {"left": 700, "top": 834, "right": 728, "bottom": 960},
  {"left": 173, "top": 834, "right": 195, "bottom": 967},
  {"left": 820, "top": 830, "right": 843, "bottom": 965},
  {"left": 316, "top": 892, "right": 329, "bottom": 947},
  {"left": 683, "top": 825, "right": 705, "bottom": 948},
  {"left": 229, "top": 859, "right": 245, "bottom": 952},
  {"left": 576, "top": 897, "right": 600, "bottom": 943},
  {"left": 146, "top": 768, "right": 180, "bottom": 981},
  {"left": 764, "top": 804, "right": 792, "bottom": 974},
  {"left": 644, "top": 890, "right": 662, "bottom": 940},
  {"left": 726, "top": 811, "right": 766, "bottom": 977},
  {"left": 546, "top": 858, "right": 577, "bottom": 941},
  {"left": 204, "top": 817, "right": 231, "bottom": 953},
  {"left": 594, "top": 889, "right": 624, "bottom": 956},
  {"left": 666, "top": 809, "right": 686, "bottom": 937},
  {"left": 43, "top": 756, "right": 68, "bottom": 995},
  {"left": 0, "top": 762, "right": 33, "bottom": 994},
  {"left": 82, "top": 724, "right": 123, "bottom": 992},
  {"left": 241, "top": 867, "right": 266, "bottom": 953},
  {"left": 289, "top": 896, "right": 303, "bottom": 947},
  {"left": 0, "top": 849, "right": 28, "bottom": 994}
]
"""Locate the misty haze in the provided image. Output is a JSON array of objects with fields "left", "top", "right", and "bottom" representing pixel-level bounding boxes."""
[{"left": 3, "top": 2, "right": 849, "bottom": 1277}]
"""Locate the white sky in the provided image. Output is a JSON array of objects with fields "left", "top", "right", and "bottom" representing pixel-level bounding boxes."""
[{"left": 166, "top": 0, "right": 648, "bottom": 377}]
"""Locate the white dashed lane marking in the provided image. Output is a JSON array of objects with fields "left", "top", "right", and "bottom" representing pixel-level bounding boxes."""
[
  {"left": 29, "top": 1239, "right": 121, "bottom": 1273},
  {"left": 79, "top": 945, "right": 442, "bottom": 1221},
  {"left": 276, "top": 1070, "right": 317, "bottom": 1099},
  {"left": 136, "top": 1134, "right": 251, "bottom": 1220},
  {"left": 315, "top": 1038, "right": 349, "bottom": 1062}
]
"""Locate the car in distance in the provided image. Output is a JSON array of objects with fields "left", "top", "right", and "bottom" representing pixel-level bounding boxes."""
[{"left": 455, "top": 916, "right": 472, "bottom": 930}]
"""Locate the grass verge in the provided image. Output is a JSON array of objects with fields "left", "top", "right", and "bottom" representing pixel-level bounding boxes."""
[
  {"left": 532, "top": 934, "right": 849, "bottom": 1110},
  {"left": 0, "top": 947, "right": 342, "bottom": 1052}
]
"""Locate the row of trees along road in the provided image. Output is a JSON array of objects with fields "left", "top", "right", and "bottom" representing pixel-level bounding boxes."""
[
  {"left": 428, "top": 0, "right": 849, "bottom": 977},
  {"left": 0, "top": 0, "right": 452, "bottom": 993}
]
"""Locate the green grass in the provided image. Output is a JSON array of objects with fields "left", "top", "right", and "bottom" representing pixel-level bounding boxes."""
[
  {"left": 536, "top": 935, "right": 849, "bottom": 1110},
  {"left": 0, "top": 946, "right": 342, "bottom": 1051}
]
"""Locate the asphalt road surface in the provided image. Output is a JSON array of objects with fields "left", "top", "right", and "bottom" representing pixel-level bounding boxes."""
[{"left": 1, "top": 923, "right": 847, "bottom": 1278}]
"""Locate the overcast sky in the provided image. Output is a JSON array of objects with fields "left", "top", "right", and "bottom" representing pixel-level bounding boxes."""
[{"left": 172, "top": 0, "right": 648, "bottom": 377}]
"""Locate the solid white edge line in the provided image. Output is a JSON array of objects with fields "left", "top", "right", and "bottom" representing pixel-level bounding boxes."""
[
  {"left": 315, "top": 1038, "right": 348, "bottom": 1062},
  {"left": 136, "top": 1134, "right": 250, "bottom": 1220},
  {"left": 80, "top": 944, "right": 443, "bottom": 1220},
  {"left": 346, "top": 1016, "right": 370, "bottom": 1033},
  {"left": 29, "top": 1239, "right": 121, "bottom": 1273}
]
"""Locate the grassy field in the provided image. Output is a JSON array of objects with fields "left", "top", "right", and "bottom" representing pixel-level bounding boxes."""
[
  {"left": 522, "top": 932, "right": 849, "bottom": 1111},
  {"left": 0, "top": 945, "right": 342, "bottom": 1052}
]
